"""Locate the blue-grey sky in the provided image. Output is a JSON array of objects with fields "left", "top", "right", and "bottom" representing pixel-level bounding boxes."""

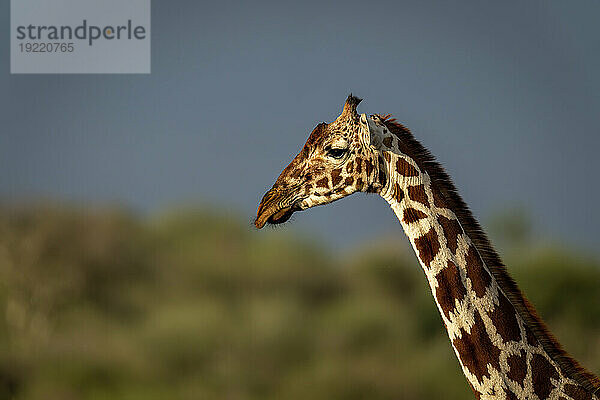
[{"left": 2, "top": 0, "right": 599, "bottom": 251}]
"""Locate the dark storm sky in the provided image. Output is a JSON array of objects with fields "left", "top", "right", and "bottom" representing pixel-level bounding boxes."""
[{"left": 2, "top": 0, "right": 599, "bottom": 250}]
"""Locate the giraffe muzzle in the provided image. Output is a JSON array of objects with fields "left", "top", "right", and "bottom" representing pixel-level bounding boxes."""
[{"left": 255, "top": 187, "right": 302, "bottom": 229}]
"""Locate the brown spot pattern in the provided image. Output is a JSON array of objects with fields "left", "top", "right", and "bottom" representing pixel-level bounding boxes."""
[
  {"left": 403, "top": 208, "right": 428, "bottom": 224},
  {"left": 346, "top": 160, "right": 354, "bottom": 173},
  {"left": 377, "top": 156, "right": 387, "bottom": 188},
  {"left": 414, "top": 228, "right": 440, "bottom": 269},
  {"left": 432, "top": 187, "right": 447, "bottom": 208},
  {"left": 407, "top": 184, "right": 430, "bottom": 207},
  {"left": 564, "top": 384, "right": 592, "bottom": 400},
  {"left": 331, "top": 168, "right": 342, "bottom": 187},
  {"left": 356, "top": 177, "right": 364, "bottom": 191},
  {"left": 524, "top": 325, "right": 538, "bottom": 346},
  {"left": 356, "top": 158, "right": 362, "bottom": 174},
  {"left": 344, "top": 176, "right": 354, "bottom": 186},
  {"left": 438, "top": 216, "right": 462, "bottom": 254},
  {"left": 396, "top": 158, "right": 419, "bottom": 177},
  {"left": 531, "top": 354, "right": 558, "bottom": 399},
  {"left": 365, "top": 159, "right": 374, "bottom": 177},
  {"left": 382, "top": 136, "right": 393, "bottom": 148},
  {"left": 290, "top": 167, "right": 302, "bottom": 178},
  {"left": 506, "top": 391, "right": 519, "bottom": 400},
  {"left": 316, "top": 177, "right": 329, "bottom": 189},
  {"left": 435, "top": 261, "right": 466, "bottom": 319},
  {"left": 453, "top": 311, "right": 502, "bottom": 384},
  {"left": 377, "top": 114, "right": 600, "bottom": 397},
  {"left": 394, "top": 183, "right": 404, "bottom": 202},
  {"left": 464, "top": 245, "right": 491, "bottom": 298},
  {"left": 507, "top": 350, "right": 527, "bottom": 384},
  {"left": 489, "top": 292, "right": 521, "bottom": 342}
]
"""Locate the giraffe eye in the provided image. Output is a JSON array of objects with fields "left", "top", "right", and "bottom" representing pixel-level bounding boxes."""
[{"left": 327, "top": 147, "right": 348, "bottom": 159}]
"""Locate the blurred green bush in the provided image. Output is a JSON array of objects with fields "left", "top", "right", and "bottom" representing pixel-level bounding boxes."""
[{"left": 0, "top": 204, "right": 598, "bottom": 400}]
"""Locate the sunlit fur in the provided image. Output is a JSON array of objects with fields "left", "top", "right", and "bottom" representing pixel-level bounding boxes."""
[{"left": 255, "top": 95, "right": 383, "bottom": 229}]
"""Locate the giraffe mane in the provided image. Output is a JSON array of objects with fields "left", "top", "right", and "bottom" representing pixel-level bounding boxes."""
[{"left": 378, "top": 115, "right": 600, "bottom": 394}]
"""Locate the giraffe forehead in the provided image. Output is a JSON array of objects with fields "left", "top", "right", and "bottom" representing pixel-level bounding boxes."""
[
  {"left": 312, "top": 129, "right": 357, "bottom": 149},
  {"left": 299, "top": 115, "right": 369, "bottom": 160}
]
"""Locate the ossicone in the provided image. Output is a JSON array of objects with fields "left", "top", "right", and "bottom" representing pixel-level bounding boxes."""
[{"left": 341, "top": 93, "right": 362, "bottom": 118}]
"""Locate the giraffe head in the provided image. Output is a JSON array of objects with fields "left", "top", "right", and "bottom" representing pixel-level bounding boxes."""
[{"left": 255, "top": 95, "right": 385, "bottom": 229}]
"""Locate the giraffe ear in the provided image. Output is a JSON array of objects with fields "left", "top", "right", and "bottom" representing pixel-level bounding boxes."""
[{"left": 340, "top": 93, "right": 362, "bottom": 119}]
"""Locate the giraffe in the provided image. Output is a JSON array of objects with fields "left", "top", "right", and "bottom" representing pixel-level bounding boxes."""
[{"left": 255, "top": 95, "right": 600, "bottom": 400}]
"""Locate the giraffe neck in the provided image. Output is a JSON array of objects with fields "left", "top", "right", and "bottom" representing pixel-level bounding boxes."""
[{"left": 363, "top": 115, "right": 598, "bottom": 400}]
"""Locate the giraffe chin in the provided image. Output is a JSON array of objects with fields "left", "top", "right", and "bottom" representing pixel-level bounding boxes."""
[{"left": 268, "top": 207, "right": 295, "bottom": 225}]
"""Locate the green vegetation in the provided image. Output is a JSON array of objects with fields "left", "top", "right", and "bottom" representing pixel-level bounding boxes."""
[{"left": 0, "top": 204, "right": 598, "bottom": 400}]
